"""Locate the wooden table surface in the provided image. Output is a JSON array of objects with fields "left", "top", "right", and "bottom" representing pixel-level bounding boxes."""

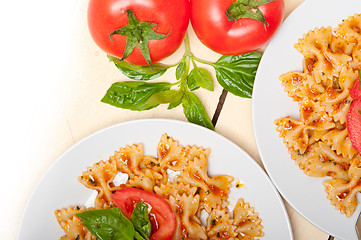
[{"left": 0, "top": 0, "right": 342, "bottom": 239}]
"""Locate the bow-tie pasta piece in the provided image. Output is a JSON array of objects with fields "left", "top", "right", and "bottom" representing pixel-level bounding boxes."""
[
  {"left": 55, "top": 206, "right": 95, "bottom": 240},
  {"left": 322, "top": 128, "right": 358, "bottom": 159},
  {"left": 234, "top": 198, "right": 264, "bottom": 239},
  {"left": 334, "top": 14, "right": 361, "bottom": 68},
  {"left": 323, "top": 156, "right": 361, "bottom": 217},
  {"left": 78, "top": 159, "right": 119, "bottom": 209}
]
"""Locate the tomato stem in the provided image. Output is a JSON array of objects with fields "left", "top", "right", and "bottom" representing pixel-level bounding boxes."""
[
  {"left": 109, "top": 9, "right": 170, "bottom": 71},
  {"left": 226, "top": 0, "right": 273, "bottom": 26}
]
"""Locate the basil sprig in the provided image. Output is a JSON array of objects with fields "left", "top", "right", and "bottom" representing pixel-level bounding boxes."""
[
  {"left": 76, "top": 201, "right": 151, "bottom": 240},
  {"left": 102, "top": 34, "right": 262, "bottom": 129}
]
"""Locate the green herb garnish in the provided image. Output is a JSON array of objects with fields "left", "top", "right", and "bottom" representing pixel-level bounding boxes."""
[{"left": 76, "top": 201, "right": 151, "bottom": 240}]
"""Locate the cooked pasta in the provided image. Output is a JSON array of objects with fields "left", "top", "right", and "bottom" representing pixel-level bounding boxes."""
[
  {"left": 275, "top": 13, "right": 361, "bottom": 217},
  {"left": 56, "top": 134, "right": 264, "bottom": 239}
]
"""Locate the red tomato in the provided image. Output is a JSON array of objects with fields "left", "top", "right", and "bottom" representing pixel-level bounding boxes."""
[
  {"left": 190, "top": 0, "right": 284, "bottom": 55},
  {"left": 347, "top": 77, "right": 361, "bottom": 154},
  {"left": 112, "top": 188, "right": 176, "bottom": 240},
  {"left": 350, "top": 77, "right": 361, "bottom": 99},
  {"left": 347, "top": 98, "right": 361, "bottom": 154},
  {"left": 87, "top": 0, "right": 190, "bottom": 65}
]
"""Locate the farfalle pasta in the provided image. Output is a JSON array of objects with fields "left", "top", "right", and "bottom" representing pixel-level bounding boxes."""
[
  {"left": 56, "top": 134, "right": 264, "bottom": 239},
  {"left": 275, "top": 13, "right": 361, "bottom": 217}
]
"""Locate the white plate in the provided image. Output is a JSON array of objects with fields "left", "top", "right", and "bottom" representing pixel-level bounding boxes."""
[
  {"left": 17, "top": 119, "right": 292, "bottom": 240},
  {"left": 253, "top": 0, "right": 361, "bottom": 239}
]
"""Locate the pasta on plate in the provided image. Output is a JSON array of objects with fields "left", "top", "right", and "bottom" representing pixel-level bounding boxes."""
[
  {"left": 275, "top": 13, "right": 361, "bottom": 217},
  {"left": 55, "top": 134, "right": 264, "bottom": 240}
]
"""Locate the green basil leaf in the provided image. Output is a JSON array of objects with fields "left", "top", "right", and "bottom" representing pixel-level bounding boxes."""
[
  {"left": 76, "top": 207, "right": 134, "bottom": 240},
  {"left": 168, "top": 97, "right": 183, "bottom": 110},
  {"left": 102, "top": 81, "right": 172, "bottom": 111},
  {"left": 130, "top": 201, "right": 151, "bottom": 239},
  {"left": 213, "top": 52, "right": 262, "bottom": 98},
  {"left": 190, "top": 67, "right": 214, "bottom": 91},
  {"left": 186, "top": 70, "right": 201, "bottom": 91},
  {"left": 182, "top": 92, "right": 214, "bottom": 130},
  {"left": 108, "top": 55, "right": 169, "bottom": 80},
  {"left": 176, "top": 61, "right": 186, "bottom": 80},
  {"left": 134, "top": 231, "right": 147, "bottom": 240},
  {"left": 145, "top": 90, "right": 183, "bottom": 108}
]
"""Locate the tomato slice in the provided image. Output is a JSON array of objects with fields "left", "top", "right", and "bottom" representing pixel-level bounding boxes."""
[
  {"left": 347, "top": 77, "right": 361, "bottom": 154},
  {"left": 112, "top": 188, "right": 176, "bottom": 240},
  {"left": 347, "top": 98, "right": 361, "bottom": 154},
  {"left": 350, "top": 77, "right": 361, "bottom": 100}
]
